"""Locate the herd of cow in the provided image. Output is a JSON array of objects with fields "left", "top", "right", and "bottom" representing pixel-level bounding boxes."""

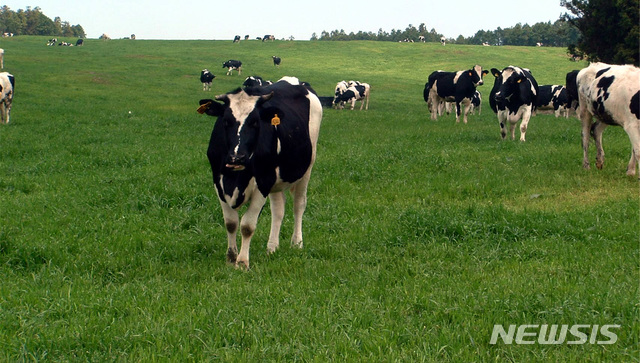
[{"left": 196, "top": 59, "right": 639, "bottom": 268}]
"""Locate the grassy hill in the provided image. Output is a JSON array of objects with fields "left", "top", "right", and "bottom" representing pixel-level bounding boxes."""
[{"left": 0, "top": 37, "right": 637, "bottom": 361}]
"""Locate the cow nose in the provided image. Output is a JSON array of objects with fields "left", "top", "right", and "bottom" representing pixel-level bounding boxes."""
[
  {"left": 227, "top": 153, "right": 246, "bottom": 165},
  {"left": 494, "top": 92, "right": 504, "bottom": 102}
]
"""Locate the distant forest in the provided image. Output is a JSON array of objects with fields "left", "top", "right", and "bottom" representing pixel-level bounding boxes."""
[
  {"left": 0, "top": 6, "right": 85, "bottom": 38},
  {"left": 312, "top": 20, "right": 581, "bottom": 47}
]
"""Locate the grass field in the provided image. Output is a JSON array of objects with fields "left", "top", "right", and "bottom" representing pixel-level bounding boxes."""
[{"left": 0, "top": 36, "right": 638, "bottom": 361}]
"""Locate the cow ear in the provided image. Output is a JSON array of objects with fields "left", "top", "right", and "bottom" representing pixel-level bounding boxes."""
[
  {"left": 468, "top": 71, "right": 473, "bottom": 76},
  {"left": 198, "top": 99, "right": 226, "bottom": 117},
  {"left": 482, "top": 70, "right": 489, "bottom": 75},
  {"left": 260, "top": 106, "right": 285, "bottom": 125},
  {"left": 491, "top": 68, "right": 501, "bottom": 78}
]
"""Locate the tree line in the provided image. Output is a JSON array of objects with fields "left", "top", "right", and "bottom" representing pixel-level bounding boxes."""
[
  {"left": 313, "top": 20, "right": 580, "bottom": 48},
  {"left": 0, "top": 6, "right": 85, "bottom": 38}
]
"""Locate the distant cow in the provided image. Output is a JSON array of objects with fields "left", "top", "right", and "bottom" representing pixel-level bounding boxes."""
[
  {"left": 0, "top": 72, "right": 14, "bottom": 124},
  {"left": 469, "top": 90, "right": 482, "bottom": 115},
  {"left": 574, "top": 62, "right": 640, "bottom": 176},
  {"left": 47, "top": 38, "right": 57, "bottom": 46},
  {"left": 75, "top": 39, "right": 84, "bottom": 46},
  {"left": 535, "top": 85, "right": 570, "bottom": 118},
  {"left": 200, "top": 69, "right": 216, "bottom": 91},
  {"left": 242, "top": 76, "right": 272, "bottom": 88},
  {"left": 333, "top": 81, "right": 370, "bottom": 110},
  {"left": 222, "top": 60, "right": 242, "bottom": 75},
  {"left": 425, "top": 65, "right": 488, "bottom": 123},
  {"left": 197, "top": 76, "right": 323, "bottom": 269},
  {"left": 440, "top": 36, "right": 446, "bottom": 46},
  {"left": 565, "top": 70, "right": 580, "bottom": 112},
  {"left": 489, "top": 66, "right": 539, "bottom": 141},
  {"left": 262, "top": 34, "right": 275, "bottom": 42},
  {"left": 272, "top": 56, "right": 281, "bottom": 67},
  {"left": 233, "top": 35, "right": 241, "bottom": 43}
]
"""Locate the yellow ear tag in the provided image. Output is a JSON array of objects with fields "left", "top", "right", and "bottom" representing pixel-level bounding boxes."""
[
  {"left": 197, "top": 101, "right": 212, "bottom": 114},
  {"left": 517, "top": 79, "right": 522, "bottom": 83},
  {"left": 271, "top": 114, "right": 281, "bottom": 126}
]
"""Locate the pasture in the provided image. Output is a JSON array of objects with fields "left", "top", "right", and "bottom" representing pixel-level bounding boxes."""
[{"left": 0, "top": 36, "right": 638, "bottom": 361}]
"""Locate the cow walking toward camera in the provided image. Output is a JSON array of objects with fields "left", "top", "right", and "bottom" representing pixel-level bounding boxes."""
[
  {"left": 0, "top": 72, "right": 14, "bottom": 124},
  {"left": 197, "top": 77, "right": 323, "bottom": 269},
  {"left": 574, "top": 62, "right": 640, "bottom": 177},
  {"left": 489, "top": 66, "right": 539, "bottom": 141},
  {"left": 200, "top": 69, "right": 215, "bottom": 91}
]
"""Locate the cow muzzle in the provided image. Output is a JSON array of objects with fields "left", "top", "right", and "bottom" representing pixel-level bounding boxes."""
[{"left": 226, "top": 154, "right": 247, "bottom": 171}]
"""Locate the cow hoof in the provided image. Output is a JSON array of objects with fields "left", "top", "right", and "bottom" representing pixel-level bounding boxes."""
[
  {"left": 235, "top": 260, "right": 250, "bottom": 270},
  {"left": 226, "top": 247, "right": 238, "bottom": 263},
  {"left": 291, "top": 240, "right": 303, "bottom": 249},
  {"left": 267, "top": 243, "right": 279, "bottom": 254}
]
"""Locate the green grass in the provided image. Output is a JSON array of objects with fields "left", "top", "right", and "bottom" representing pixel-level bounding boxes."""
[{"left": 0, "top": 36, "right": 638, "bottom": 361}]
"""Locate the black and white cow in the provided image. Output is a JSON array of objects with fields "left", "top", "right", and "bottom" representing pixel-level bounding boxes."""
[
  {"left": 233, "top": 35, "right": 241, "bottom": 43},
  {"left": 425, "top": 65, "right": 488, "bottom": 123},
  {"left": 0, "top": 72, "right": 14, "bottom": 124},
  {"left": 574, "top": 62, "right": 640, "bottom": 176},
  {"left": 262, "top": 35, "right": 275, "bottom": 42},
  {"left": 535, "top": 85, "right": 570, "bottom": 118},
  {"left": 197, "top": 77, "right": 323, "bottom": 268},
  {"left": 565, "top": 70, "right": 580, "bottom": 113},
  {"left": 333, "top": 81, "right": 370, "bottom": 110},
  {"left": 489, "top": 66, "right": 539, "bottom": 141},
  {"left": 200, "top": 69, "right": 216, "bottom": 91},
  {"left": 242, "top": 76, "right": 272, "bottom": 88},
  {"left": 75, "top": 39, "right": 84, "bottom": 46},
  {"left": 272, "top": 56, "right": 281, "bottom": 67},
  {"left": 469, "top": 90, "right": 482, "bottom": 115},
  {"left": 222, "top": 60, "right": 242, "bottom": 75}
]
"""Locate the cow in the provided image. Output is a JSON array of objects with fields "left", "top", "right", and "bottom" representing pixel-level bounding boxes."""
[
  {"left": 574, "top": 62, "right": 640, "bottom": 177},
  {"left": 242, "top": 76, "right": 272, "bottom": 88},
  {"left": 262, "top": 35, "right": 275, "bottom": 42},
  {"left": 535, "top": 85, "right": 570, "bottom": 118},
  {"left": 565, "top": 70, "right": 580, "bottom": 113},
  {"left": 440, "top": 36, "right": 446, "bottom": 46},
  {"left": 0, "top": 72, "right": 14, "bottom": 124},
  {"left": 333, "top": 81, "right": 370, "bottom": 110},
  {"left": 489, "top": 66, "right": 539, "bottom": 141},
  {"left": 75, "top": 39, "right": 84, "bottom": 46},
  {"left": 222, "top": 60, "right": 242, "bottom": 75},
  {"left": 233, "top": 35, "right": 241, "bottom": 43},
  {"left": 200, "top": 69, "right": 216, "bottom": 91},
  {"left": 469, "top": 90, "right": 482, "bottom": 115},
  {"left": 47, "top": 38, "right": 57, "bottom": 46},
  {"left": 425, "top": 65, "right": 488, "bottom": 123},
  {"left": 196, "top": 77, "right": 323, "bottom": 269},
  {"left": 272, "top": 56, "right": 281, "bottom": 67}
]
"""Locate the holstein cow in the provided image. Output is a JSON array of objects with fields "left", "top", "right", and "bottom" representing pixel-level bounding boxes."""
[
  {"left": 574, "top": 62, "right": 640, "bottom": 177},
  {"left": 0, "top": 72, "right": 15, "bottom": 124},
  {"left": 333, "top": 81, "right": 370, "bottom": 110},
  {"left": 535, "top": 85, "right": 570, "bottom": 118},
  {"left": 242, "top": 76, "right": 272, "bottom": 88},
  {"left": 426, "top": 65, "right": 488, "bottom": 123},
  {"left": 223, "top": 60, "right": 242, "bottom": 75},
  {"left": 196, "top": 77, "right": 323, "bottom": 268},
  {"left": 565, "top": 70, "right": 580, "bottom": 113},
  {"left": 262, "top": 35, "right": 275, "bottom": 42},
  {"left": 200, "top": 69, "right": 216, "bottom": 91},
  {"left": 489, "top": 66, "right": 539, "bottom": 141},
  {"left": 233, "top": 35, "right": 241, "bottom": 43},
  {"left": 469, "top": 90, "right": 482, "bottom": 115},
  {"left": 272, "top": 56, "right": 281, "bottom": 67}
]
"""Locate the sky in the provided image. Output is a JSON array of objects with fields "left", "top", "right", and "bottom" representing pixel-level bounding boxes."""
[{"left": 6, "top": 0, "right": 568, "bottom": 40}]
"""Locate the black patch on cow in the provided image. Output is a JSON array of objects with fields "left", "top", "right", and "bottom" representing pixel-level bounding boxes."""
[
  {"left": 592, "top": 76, "right": 617, "bottom": 125},
  {"left": 595, "top": 67, "right": 611, "bottom": 79},
  {"left": 630, "top": 91, "right": 640, "bottom": 120}
]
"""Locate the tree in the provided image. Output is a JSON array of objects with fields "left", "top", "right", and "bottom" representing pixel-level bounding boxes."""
[{"left": 562, "top": 0, "right": 639, "bottom": 65}]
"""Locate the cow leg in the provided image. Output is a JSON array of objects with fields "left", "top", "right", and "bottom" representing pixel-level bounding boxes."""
[
  {"left": 461, "top": 99, "right": 471, "bottom": 124},
  {"left": 591, "top": 121, "right": 608, "bottom": 169},
  {"left": 579, "top": 106, "right": 593, "bottom": 169},
  {"left": 429, "top": 91, "right": 439, "bottom": 120},
  {"left": 267, "top": 191, "right": 286, "bottom": 253},
  {"left": 236, "top": 192, "right": 268, "bottom": 269},
  {"left": 220, "top": 202, "right": 239, "bottom": 264},
  {"left": 350, "top": 98, "right": 356, "bottom": 110},
  {"left": 455, "top": 102, "right": 461, "bottom": 123},
  {"left": 365, "top": 94, "right": 369, "bottom": 110},
  {"left": 498, "top": 113, "right": 508, "bottom": 140},
  {"left": 519, "top": 109, "right": 532, "bottom": 142},
  {"left": 623, "top": 121, "right": 640, "bottom": 176},
  {"left": 290, "top": 176, "right": 310, "bottom": 249}
]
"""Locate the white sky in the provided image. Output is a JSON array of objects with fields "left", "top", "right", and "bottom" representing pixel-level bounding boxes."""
[{"left": 7, "top": 0, "right": 567, "bottom": 40}]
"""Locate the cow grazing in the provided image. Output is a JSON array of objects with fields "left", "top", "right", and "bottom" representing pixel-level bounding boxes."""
[
  {"left": 574, "top": 62, "right": 640, "bottom": 176},
  {"left": 200, "top": 69, "right": 216, "bottom": 91},
  {"left": 222, "top": 60, "right": 242, "bottom": 75},
  {"left": 333, "top": 81, "right": 370, "bottom": 110},
  {"left": 233, "top": 35, "right": 241, "bottom": 43},
  {"left": 262, "top": 34, "right": 275, "bottom": 42},
  {"left": 535, "top": 85, "right": 570, "bottom": 118},
  {"left": 47, "top": 38, "right": 57, "bottom": 46},
  {"left": 75, "top": 39, "right": 84, "bottom": 46},
  {"left": 197, "top": 77, "right": 323, "bottom": 269},
  {"left": 425, "top": 65, "right": 488, "bottom": 123},
  {"left": 489, "top": 66, "right": 539, "bottom": 141},
  {"left": 0, "top": 72, "right": 14, "bottom": 124},
  {"left": 242, "top": 76, "right": 272, "bottom": 88},
  {"left": 272, "top": 56, "right": 281, "bottom": 67}
]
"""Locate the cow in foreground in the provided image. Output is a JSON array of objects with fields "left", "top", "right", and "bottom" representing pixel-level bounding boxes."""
[
  {"left": 200, "top": 69, "right": 215, "bottom": 91},
  {"left": 425, "top": 65, "right": 488, "bottom": 123},
  {"left": 489, "top": 66, "right": 539, "bottom": 141},
  {"left": 574, "top": 62, "right": 640, "bottom": 177},
  {"left": 0, "top": 72, "right": 14, "bottom": 124},
  {"left": 223, "top": 60, "right": 242, "bottom": 75},
  {"left": 197, "top": 77, "right": 323, "bottom": 268}
]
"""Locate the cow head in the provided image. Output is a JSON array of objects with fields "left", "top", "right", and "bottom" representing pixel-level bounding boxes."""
[
  {"left": 494, "top": 66, "right": 527, "bottom": 103},
  {"left": 469, "top": 65, "right": 489, "bottom": 87},
  {"left": 199, "top": 89, "right": 281, "bottom": 171}
]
